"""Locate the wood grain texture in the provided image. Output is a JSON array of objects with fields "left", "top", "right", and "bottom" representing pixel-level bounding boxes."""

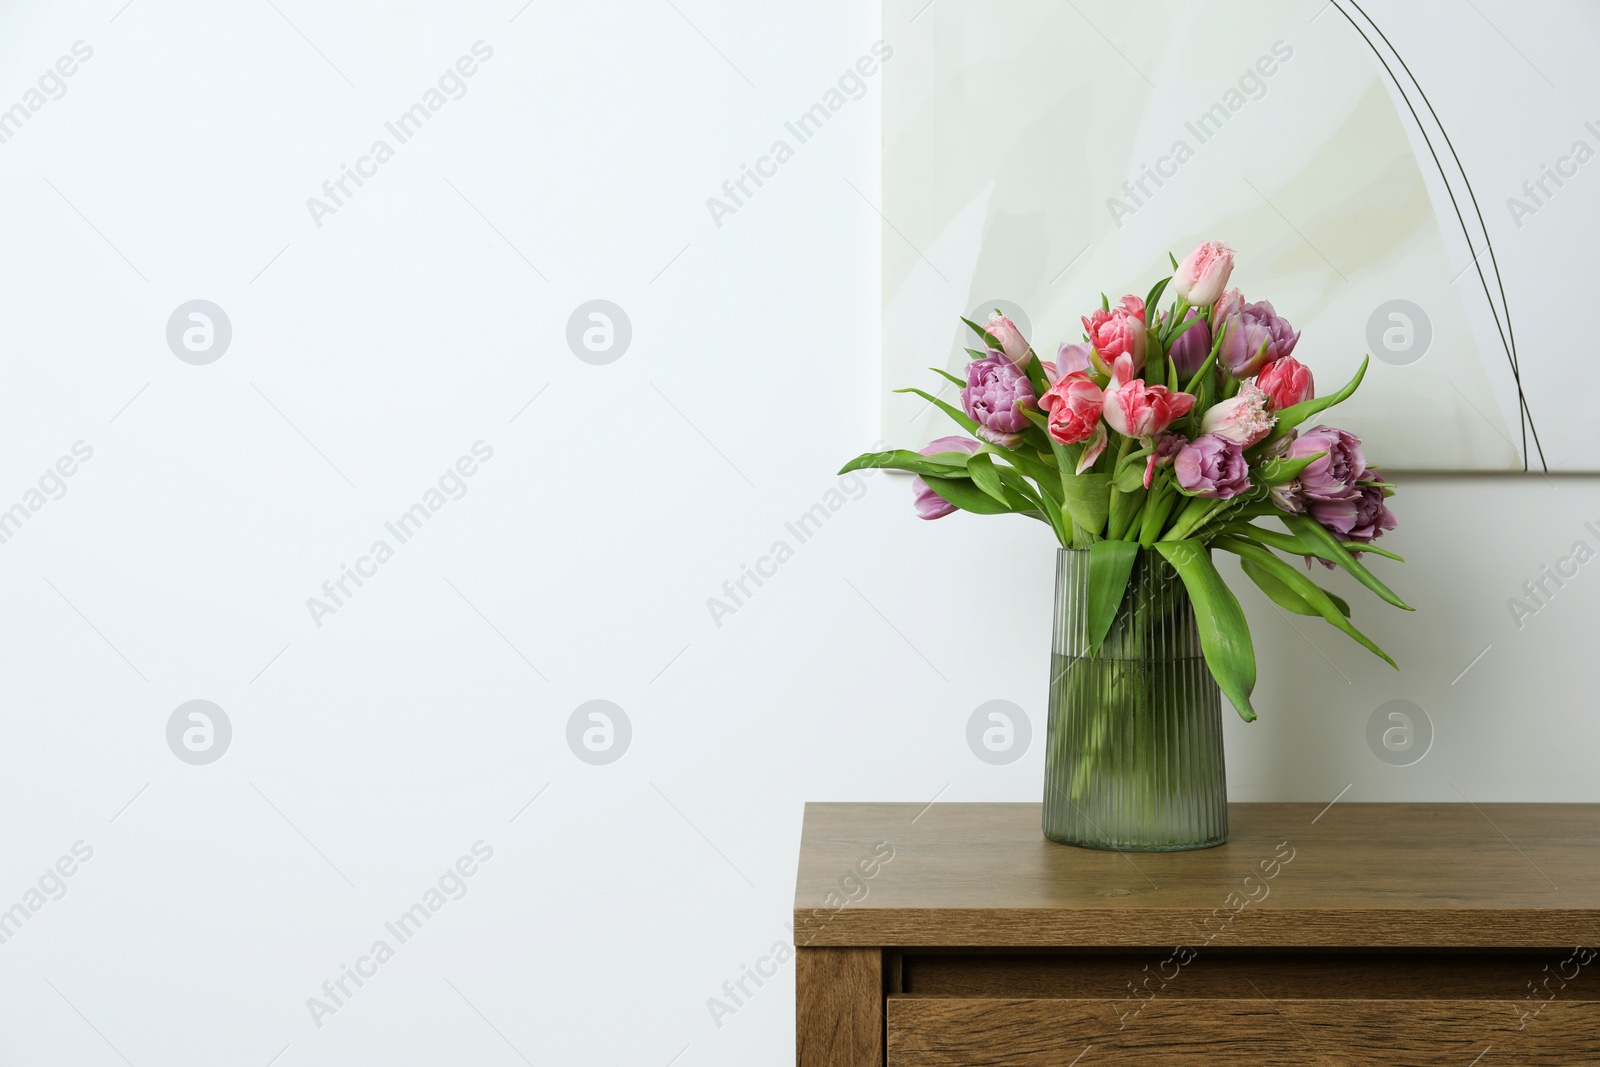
[
  {"left": 794, "top": 803, "right": 1600, "bottom": 947},
  {"left": 886, "top": 996, "right": 1600, "bottom": 1066},
  {"left": 901, "top": 949, "right": 1600, "bottom": 1001},
  {"left": 797, "top": 947, "right": 883, "bottom": 1067}
]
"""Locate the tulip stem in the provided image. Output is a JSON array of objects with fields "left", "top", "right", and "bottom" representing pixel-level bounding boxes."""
[
  {"left": 1105, "top": 436, "right": 1138, "bottom": 540},
  {"left": 1161, "top": 496, "right": 1221, "bottom": 541},
  {"left": 1165, "top": 299, "right": 1190, "bottom": 344},
  {"left": 1139, "top": 480, "right": 1176, "bottom": 546}
]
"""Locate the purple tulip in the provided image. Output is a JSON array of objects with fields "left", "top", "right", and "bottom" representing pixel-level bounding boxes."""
[
  {"left": 911, "top": 436, "right": 981, "bottom": 520},
  {"left": 1144, "top": 431, "right": 1187, "bottom": 489},
  {"left": 1174, "top": 433, "right": 1250, "bottom": 499},
  {"left": 962, "top": 352, "right": 1036, "bottom": 448},
  {"left": 1218, "top": 299, "right": 1299, "bottom": 376},
  {"left": 1287, "top": 426, "right": 1365, "bottom": 502},
  {"left": 1308, "top": 474, "right": 1396, "bottom": 543},
  {"left": 1268, "top": 480, "right": 1305, "bottom": 515},
  {"left": 1053, "top": 341, "right": 1094, "bottom": 380},
  {"left": 1163, "top": 307, "right": 1212, "bottom": 379}
]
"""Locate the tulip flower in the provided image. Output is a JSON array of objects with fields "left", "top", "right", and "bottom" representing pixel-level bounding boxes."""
[
  {"left": 1213, "top": 287, "right": 1244, "bottom": 323},
  {"left": 1144, "top": 432, "right": 1186, "bottom": 489},
  {"left": 1164, "top": 308, "right": 1212, "bottom": 379},
  {"left": 1308, "top": 474, "right": 1396, "bottom": 543},
  {"left": 1287, "top": 426, "right": 1365, "bottom": 502},
  {"left": 1200, "top": 382, "right": 1275, "bottom": 446},
  {"left": 1218, "top": 299, "right": 1300, "bottom": 377},
  {"left": 1040, "top": 372, "right": 1104, "bottom": 445},
  {"left": 1082, "top": 295, "right": 1147, "bottom": 372},
  {"left": 1055, "top": 341, "right": 1093, "bottom": 379},
  {"left": 1174, "top": 433, "right": 1251, "bottom": 498},
  {"left": 1268, "top": 480, "right": 1305, "bottom": 514},
  {"left": 1040, "top": 371, "right": 1108, "bottom": 473},
  {"left": 1172, "top": 241, "right": 1235, "bottom": 306},
  {"left": 962, "top": 352, "right": 1036, "bottom": 448},
  {"left": 911, "top": 437, "right": 981, "bottom": 520},
  {"left": 1254, "top": 355, "right": 1314, "bottom": 410},
  {"left": 985, "top": 313, "right": 1033, "bottom": 369},
  {"left": 1102, "top": 354, "right": 1195, "bottom": 439}
]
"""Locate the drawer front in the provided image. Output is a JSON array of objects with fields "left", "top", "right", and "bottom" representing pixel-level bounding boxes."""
[{"left": 888, "top": 997, "right": 1600, "bottom": 1066}]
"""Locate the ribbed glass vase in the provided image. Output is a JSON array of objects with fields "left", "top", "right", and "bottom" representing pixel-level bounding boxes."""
[{"left": 1042, "top": 546, "right": 1228, "bottom": 851}]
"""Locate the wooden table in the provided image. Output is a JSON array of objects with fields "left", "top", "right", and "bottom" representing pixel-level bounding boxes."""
[{"left": 793, "top": 802, "right": 1600, "bottom": 1066}]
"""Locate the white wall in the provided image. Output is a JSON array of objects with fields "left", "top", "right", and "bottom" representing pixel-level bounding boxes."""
[{"left": 0, "top": 1, "right": 1596, "bottom": 1064}]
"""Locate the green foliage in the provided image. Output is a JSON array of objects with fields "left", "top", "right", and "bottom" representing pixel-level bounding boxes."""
[
  {"left": 1155, "top": 540, "right": 1257, "bottom": 722},
  {"left": 1086, "top": 540, "right": 1140, "bottom": 653}
]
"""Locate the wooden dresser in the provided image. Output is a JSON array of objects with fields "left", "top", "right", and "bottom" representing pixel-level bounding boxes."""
[{"left": 793, "top": 802, "right": 1600, "bottom": 1066}]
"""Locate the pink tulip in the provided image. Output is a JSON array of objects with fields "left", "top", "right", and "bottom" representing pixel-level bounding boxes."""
[
  {"left": 1082, "top": 295, "right": 1147, "bottom": 372},
  {"left": 1200, "top": 381, "right": 1275, "bottom": 447},
  {"left": 1254, "top": 356, "right": 1314, "bottom": 410},
  {"left": 1039, "top": 371, "right": 1109, "bottom": 473},
  {"left": 1173, "top": 241, "right": 1235, "bottom": 306},
  {"left": 1214, "top": 287, "right": 1244, "bottom": 323},
  {"left": 1040, "top": 372, "right": 1104, "bottom": 445},
  {"left": 1102, "top": 355, "right": 1196, "bottom": 439},
  {"left": 985, "top": 312, "right": 1033, "bottom": 369}
]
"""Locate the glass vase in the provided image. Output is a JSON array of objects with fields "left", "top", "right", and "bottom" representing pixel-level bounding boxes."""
[{"left": 1042, "top": 546, "right": 1229, "bottom": 851}]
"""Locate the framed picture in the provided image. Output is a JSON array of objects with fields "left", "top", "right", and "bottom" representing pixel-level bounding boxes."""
[{"left": 880, "top": 0, "right": 1600, "bottom": 470}]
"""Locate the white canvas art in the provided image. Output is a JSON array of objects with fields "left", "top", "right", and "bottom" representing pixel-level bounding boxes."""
[{"left": 881, "top": 0, "right": 1600, "bottom": 471}]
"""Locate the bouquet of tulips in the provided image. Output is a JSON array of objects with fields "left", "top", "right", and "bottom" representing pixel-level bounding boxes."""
[{"left": 844, "top": 241, "right": 1411, "bottom": 721}]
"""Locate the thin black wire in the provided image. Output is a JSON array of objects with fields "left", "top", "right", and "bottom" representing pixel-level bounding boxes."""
[
  {"left": 1332, "top": 0, "right": 1547, "bottom": 471},
  {"left": 1345, "top": 0, "right": 1546, "bottom": 470}
]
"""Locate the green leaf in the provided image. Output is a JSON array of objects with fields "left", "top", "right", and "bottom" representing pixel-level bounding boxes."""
[
  {"left": 992, "top": 464, "right": 1065, "bottom": 542},
  {"left": 1256, "top": 451, "right": 1325, "bottom": 486},
  {"left": 895, "top": 387, "right": 981, "bottom": 436},
  {"left": 1237, "top": 557, "right": 1349, "bottom": 617},
  {"left": 1086, "top": 540, "right": 1140, "bottom": 653},
  {"left": 921, "top": 450, "right": 976, "bottom": 466},
  {"left": 1166, "top": 312, "right": 1202, "bottom": 346},
  {"left": 1240, "top": 556, "right": 1317, "bottom": 615},
  {"left": 1182, "top": 325, "right": 1223, "bottom": 395},
  {"left": 960, "top": 317, "right": 1004, "bottom": 351},
  {"left": 1112, "top": 457, "right": 1147, "bottom": 492},
  {"left": 1062, "top": 471, "right": 1111, "bottom": 541},
  {"left": 996, "top": 447, "right": 1071, "bottom": 546},
  {"left": 1225, "top": 522, "right": 1405, "bottom": 564},
  {"left": 1019, "top": 406, "right": 1109, "bottom": 541},
  {"left": 1144, "top": 276, "right": 1171, "bottom": 316},
  {"left": 1021, "top": 356, "right": 1050, "bottom": 396},
  {"left": 1266, "top": 356, "right": 1369, "bottom": 443},
  {"left": 1168, "top": 251, "right": 1180, "bottom": 270},
  {"left": 1107, "top": 484, "right": 1145, "bottom": 541},
  {"left": 966, "top": 453, "right": 1009, "bottom": 505},
  {"left": 1154, "top": 540, "right": 1257, "bottom": 721},
  {"left": 929, "top": 366, "right": 968, "bottom": 388},
  {"left": 997, "top": 447, "right": 1060, "bottom": 501},
  {"left": 1218, "top": 537, "right": 1396, "bottom": 668},
  {"left": 1281, "top": 513, "right": 1413, "bottom": 610},
  {"left": 839, "top": 449, "right": 969, "bottom": 478},
  {"left": 921, "top": 475, "right": 1012, "bottom": 515}
]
